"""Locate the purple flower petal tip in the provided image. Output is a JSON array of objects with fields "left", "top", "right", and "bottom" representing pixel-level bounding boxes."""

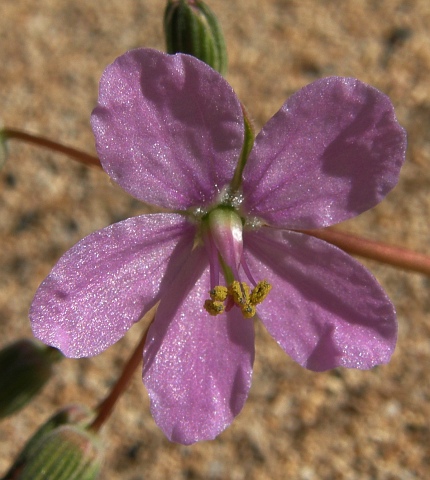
[
  {"left": 30, "top": 48, "right": 406, "bottom": 442},
  {"left": 245, "top": 229, "right": 397, "bottom": 372},
  {"left": 242, "top": 76, "right": 407, "bottom": 229},
  {"left": 143, "top": 263, "right": 254, "bottom": 444},
  {"left": 29, "top": 214, "right": 193, "bottom": 357},
  {"left": 91, "top": 48, "right": 244, "bottom": 210}
]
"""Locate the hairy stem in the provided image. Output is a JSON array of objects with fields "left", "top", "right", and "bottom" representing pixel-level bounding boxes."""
[
  {"left": 303, "top": 228, "right": 430, "bottom": 276},
  {"left": 2, "top": 128, "right": 101, "bottom": 168}
]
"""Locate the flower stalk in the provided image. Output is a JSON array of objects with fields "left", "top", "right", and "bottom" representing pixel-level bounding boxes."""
[
  {"left": 2, "top": 128, "right": 101, "bottom": 168},
  {"left": 303, "top": 227, "right": 430, "bottom": 276},
  {"left": 88, "top": 306, "right": 157, "bottom": 433}
]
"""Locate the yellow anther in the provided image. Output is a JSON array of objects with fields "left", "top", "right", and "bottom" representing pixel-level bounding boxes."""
[
  {"left": 250, "top": 280, "right": 272, "bottom": 305},
  {"left": 204, "top": 299, "right": 225, "bottom": 316},
  {"left": 209, "top": 286, "right": 228, "bottom": 302},
  {"left": 228, "top": 281, "right": 250, "bottom": 306},
  {"left": 241, "top": 303, "right": 256, "bottom": 319},
  {"left": 204, "top": 280, "right": 271, "bottom": 319}
]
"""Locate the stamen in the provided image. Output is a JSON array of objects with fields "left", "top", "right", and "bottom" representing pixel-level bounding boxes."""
[
  {"left": 250, "top": 280, "right": 272, "bottom": 305},
  {"left": 204, "top": 281, "right": 272, "bottom": 319},
  {"left": 240, "top": 253, "right": 257, "bottom": 287},
  {"left": 241, "top": 303, "right": 256, "bottom": 319},
  {"left": 204, "top": 299, "right": 226, "bottom": 316},
  {"left": 209, "top": 286, "right": 228, "bottom": 302},
  {"left": 228, "top": 281, "right": 250, "bottom": 306}
]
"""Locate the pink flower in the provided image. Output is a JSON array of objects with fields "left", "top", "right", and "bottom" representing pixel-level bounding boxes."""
[{"left": 30, "top": 49, "right": 406, "bottom": 444}]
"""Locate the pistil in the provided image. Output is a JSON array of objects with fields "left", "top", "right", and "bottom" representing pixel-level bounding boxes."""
[{"left": 202, "top": 207, "right": 272, "bottom": 318}]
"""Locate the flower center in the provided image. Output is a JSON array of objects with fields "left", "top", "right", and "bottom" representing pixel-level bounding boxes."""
[{"left": 201, "top": 207, "right": 271, "bottom": 318}]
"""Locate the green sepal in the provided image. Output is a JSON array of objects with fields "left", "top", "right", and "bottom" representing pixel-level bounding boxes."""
[
  {"left": 164, "top": 0, "right": 228, "bottom": 75},
  {"left": 229, "top": 104, "right": 256, "bottom": 192}
]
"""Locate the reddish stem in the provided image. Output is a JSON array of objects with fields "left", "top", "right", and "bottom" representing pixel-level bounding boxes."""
[
  {"left": 303, "top": 228, "right": 430, "bottom": 276},
  {"left": 3, "top": 128, "right": 102, "bottom": 168},
  {"left": 89, "top": 307, "right": 157, "bottom": 433}
]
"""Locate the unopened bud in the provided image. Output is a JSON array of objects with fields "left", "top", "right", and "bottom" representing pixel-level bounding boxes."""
[
  {"left": 164, "top": 0, "right": 227, "bottom": 74},
  {"left": 3, "top": 405, "right": 92, "bottom": 480},
  {"left": 16, "top": 425, "right": 102, "bottom": 480},
  {"left": 0, "top": 339, "right": 63, "bottom": 418}
]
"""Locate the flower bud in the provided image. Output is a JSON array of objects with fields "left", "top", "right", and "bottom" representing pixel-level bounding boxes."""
[
  {"left": 0, "top": 339, "right": 63, "bottom": 418},
  {"left": 3, "top": 405, "right": 92, "bottom": 480},
  {"left": 15, "top": 425, "right": 103, "bottom": 480},
  {"left": 164, "top": 0, "right": 227, "bottom": 75}
]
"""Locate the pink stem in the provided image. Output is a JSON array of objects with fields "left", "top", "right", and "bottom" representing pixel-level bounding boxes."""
[
  {"left": 302, "top": 228, "right": 430, "bottom": 276},
  {"left": 89, "top": 307, "right": 157, "bottom": 432},
  {"left": 3, "top": 128, "right": 102, "bottom": 168}
]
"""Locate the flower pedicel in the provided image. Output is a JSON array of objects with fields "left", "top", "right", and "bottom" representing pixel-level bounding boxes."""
[{"left": 30, "top": 48, "right": 406, "bottom": 444}]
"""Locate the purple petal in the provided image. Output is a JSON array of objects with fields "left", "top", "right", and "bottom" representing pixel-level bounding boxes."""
[
  {"left": 245, "top": 228, "right": 396, "bottom": 371},
  {"left": 30, "top": 214, "right": 194, "bottom": 357},
  {"left": 242, "top": 77, "right": 406, "bottom": 229},
  {"left": 91, "top": 48, "right": 244, "bottom": 210},
  {"left": 143, "top": 249, "right": 255, "bottom": 444}
]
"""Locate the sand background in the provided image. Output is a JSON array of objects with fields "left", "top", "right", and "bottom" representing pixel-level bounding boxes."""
[{"left": 1, "top": 0, "right": 430, "bottom": 478}]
